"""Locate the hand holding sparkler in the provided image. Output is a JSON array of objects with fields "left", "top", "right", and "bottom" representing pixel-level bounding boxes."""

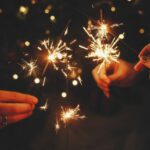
[
  {"left": 92, "top": 59, "right": 138, "bottom": 97},
  {"left": 134, "top": 43, "right": 150, "bottom": 71},
  {"left": 0, "top": 90, "right": 38, "bottom": 128}
]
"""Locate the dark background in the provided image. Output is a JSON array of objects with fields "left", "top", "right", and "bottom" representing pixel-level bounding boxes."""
[{"left": 0, "top": 0, "right": 150, "bottom": 150}]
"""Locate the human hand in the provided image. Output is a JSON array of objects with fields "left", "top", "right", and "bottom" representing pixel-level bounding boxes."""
[
  {"left": 92, "top": 59, "right": 137, "bottom": 98},
  {"left": 0, "top": 90, "right": 38, "bottom": 128},
  {"left": 134, "top": 43, "right": 150, "bottom": 71}
]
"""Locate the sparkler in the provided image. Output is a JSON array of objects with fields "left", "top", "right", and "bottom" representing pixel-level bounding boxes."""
[
  {"left": 60, "top": 105, "right": 86, "bottom": 125},
  {"left": 40, "top": 99, "right": 49, "bottom": 111},
  {"left": 19, "top": 59, "right": 38, "bottom": 77},
  {"left": 79, "top": 15, "right": 125, "bottom": 73},
  {"left": 38, "top": 39, "right": 72, "bottom": 75},
  {"left": 55, "top": 105, "right": 85, "bottom": 132}
]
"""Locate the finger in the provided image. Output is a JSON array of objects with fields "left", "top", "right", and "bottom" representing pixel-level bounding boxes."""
[
  {"left": 92, "top": 70, "right": 110, "bottom": 90},
  {"left": 139, "top": 43, "right": 150, "bottom": 57},
  {"left": 98, "top": 80, "right": 109, "bottom": 89},
  {"left": 134, "top": 61, "right": 145, "bottom": 72},
  {"left": 0, "top": 103, "right": 35, "bottom": 115},
  {"left": 92, "top": 64, "right": 110, "bottom": 83},
  {"left": 98, "top": 66, "right": 111, "bottom": 85},
  {"left": 103, "top": 91, "right": 110, "bottom": 98},
  {"left": 92, "top": 68, "right": 101, "bottom": 85},
  {"left": 0, "top": 90, "right": 38, "bottom": 104},
  {"left": 0, "top": 112, "right": 32, "bottom": 127},
  {"left": 108, "top": 69, "right": 121, "bottom": 85},
  {"left": 97, "top": 83, "right": 110, "bottom": 94}
]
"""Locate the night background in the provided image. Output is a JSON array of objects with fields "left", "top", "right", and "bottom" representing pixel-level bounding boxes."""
[{"left": 0, "top": 0, "right": 150, "bottom": 150}]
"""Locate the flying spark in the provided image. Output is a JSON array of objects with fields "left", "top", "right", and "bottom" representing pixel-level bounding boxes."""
[
  {"left": 61, "top": 64, "right": 82, "bottom": 85},
  {"left": 55, "top": 119, "right": 60, "bottom": 133},
  {"left": 19, "top": 59, "right": 38, "bottom": 77},
  {"left": 40, "top": 99, "right": 49, "bottom": 111}
]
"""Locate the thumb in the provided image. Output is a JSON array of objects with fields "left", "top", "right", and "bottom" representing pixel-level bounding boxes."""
[{"left": 134, "top": 61, "right": 145, "bottom": 72}]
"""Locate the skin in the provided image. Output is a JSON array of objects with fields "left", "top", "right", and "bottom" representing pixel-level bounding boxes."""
[
  {"left": 92, "top": 59, "right": 138, "bottom": 98},
  {"left": 134, "top": 43, "right": 150, "bottom": 71},
  {"left": 0, "top": 90, "right": 38, "bottom": 128}
]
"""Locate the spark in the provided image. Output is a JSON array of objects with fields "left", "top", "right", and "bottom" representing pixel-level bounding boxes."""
[
  {"left": 60, "top": 105, "right": 86, "bottom": 125},
  {"left": 92, "top": 22, "right": 109, "bottom": 39},
  {"left": 19, "top": 59, "right": 38, "bottom": 77},
  {"left": 55, "top": 119, "right": 60, "bottom": 133},
  {"left": 87, "top": 16, "right": 123, "bottom": 39},
  {"left": 38, "top": 39, "right": 72, "bottom": 75},
  {"left": 61, "top": 64, "right": 82, "bottom": 85},
  {"left": 80, "top": 15, "right": 125, "bottom": 73},
  {"left": 42, "top": 76, "right": 46, "bottom": 86},
  {"left": 40, "top": 99, "right": 49, "bottom": 111}
]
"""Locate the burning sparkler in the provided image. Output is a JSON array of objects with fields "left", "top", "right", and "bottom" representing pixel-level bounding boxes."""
[
  {"left": 79, "top": 15, "right": 125, "bottom": 73},
  {"left": 40, "top": 99, "right": 49, "bottom": 111},
  {"left": 19, "top": 59, "right": 38, "bottom": 77},
  {"left": 60, "top": 105, "right": 86, "bottom": 125},
  {"left": 38, "top": 39, "right": 72, "bottom": 75},
  {"left": 55, "top": 105, "right": 85, "bottom": 132}
]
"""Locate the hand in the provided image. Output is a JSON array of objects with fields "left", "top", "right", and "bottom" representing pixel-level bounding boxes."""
[
  {"left": 134, "top": 43, "right": 150, "bottom": 71},
  {"left": 0, "top": 90, "right": 38, "bottom": 128},
  {"left": 92, "top": 59, "right": 137, "bottom": 98}
]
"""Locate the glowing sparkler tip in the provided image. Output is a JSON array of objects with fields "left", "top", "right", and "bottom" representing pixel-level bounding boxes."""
[
  {"left": 40, "top": 99, "right": 49, "bottom": 111},
  {"left": 60, "top": 105, "right": 86, "bottom": 124},
  {"left": 55, "top": 120, "right": 60, "bottom": 133},
  {"left": 38, "top": 38, "right": 72, "bottom": 74}
]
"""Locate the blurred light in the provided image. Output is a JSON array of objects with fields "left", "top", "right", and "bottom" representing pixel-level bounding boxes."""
[
  {"left": 72, "top": 80, "right": 78, "bottom": 86},
  {"left": 50, "top": 15, "right": 56, "bottom": 23},
  {"left": 45, "top": 29, "right": 50, "bottom": 35},
  {"left": 13, "top": 74, "right": 19, "bottom": 80},
  {"left": 61, "top": 92, "right": 67, "bottom": 98},
  {"left": 44, "top": 5, "right": 52, "bottom": 14},
  {"left": 111, "top": 6, "right": 116, "bottom": 12},
  {"left": 139, "top": 28, "right": 145, "bottom": 34},
  {"left": 34, "top": 78, "right": 40, "bottom": 84},
  {"left": 31, "top": 0, "right": 37, "bottom": 5},
  {"left": 25, "top": 41, "right": 30, "bottom": 47},
  {"left": 44, "top": 9, "right": 49, "bottom": 14},
  {"left": 0, "top": 8, "right": 3, "bottom": 14},
  {"left": 119, "top": 33, "right": 125, "bottom": 39},
  {"left": 138, "top": 10, "right": 144, "bottom": 15},
  {"left": 19, "top": 6, "right": 29, "bottom": 15},
  {"left": 127, "top": 0, "right": 132, "bottom": 2}
]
